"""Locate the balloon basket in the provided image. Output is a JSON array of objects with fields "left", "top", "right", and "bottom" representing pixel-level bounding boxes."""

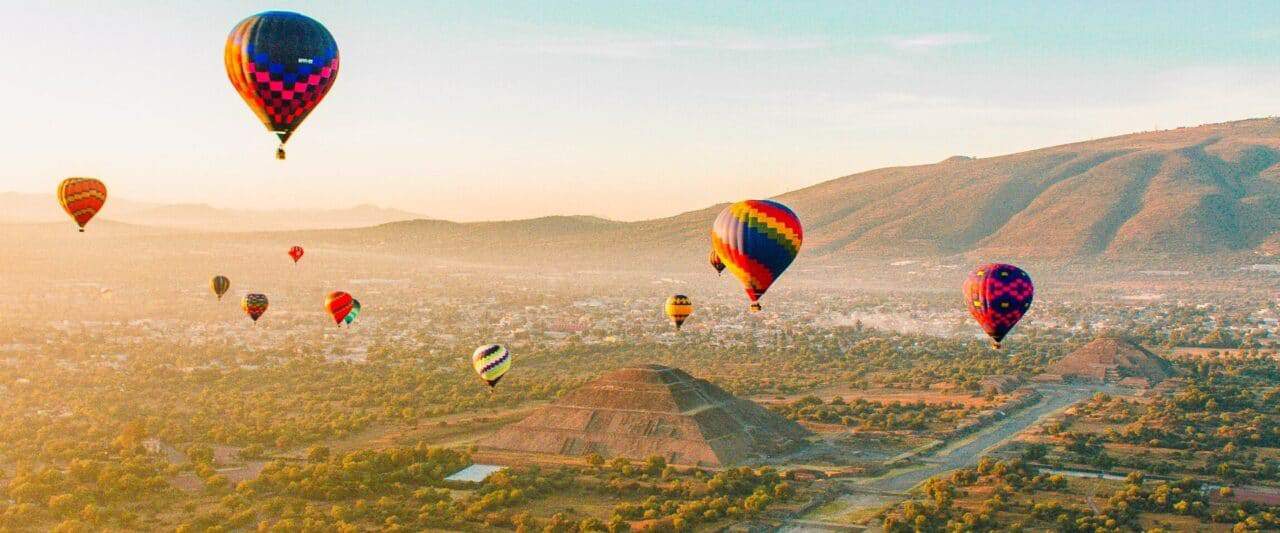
[{"left": 276, "top": 147, "right": 286, "bottom": 160}]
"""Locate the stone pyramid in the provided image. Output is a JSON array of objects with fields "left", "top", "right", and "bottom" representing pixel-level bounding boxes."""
[
  {"left": 1048, "top": 337, "right": 1174, "bottom": 383},
  {"left": 478, "top": 364, "right": 810, "bottom": 467}
]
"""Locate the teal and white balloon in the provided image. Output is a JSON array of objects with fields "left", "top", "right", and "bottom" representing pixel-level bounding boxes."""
[{"left": 343, "top": 299, "right": 361, "bottom": 324}]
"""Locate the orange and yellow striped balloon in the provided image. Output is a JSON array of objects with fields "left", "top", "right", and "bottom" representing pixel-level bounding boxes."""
[
  {"left": 57, "top": 178, "right": 107, "bottom": 232},
  {"left": 665, "top": 294, "right": 693, "bottom": 330}
]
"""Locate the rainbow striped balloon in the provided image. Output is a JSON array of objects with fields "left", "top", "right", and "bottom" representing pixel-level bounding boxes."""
[
  {"left": 711, "top": 200, "right": 802, "bottom": 311},
  {"left": 471, "top": 344, "right": 511, "bottom": 387}
]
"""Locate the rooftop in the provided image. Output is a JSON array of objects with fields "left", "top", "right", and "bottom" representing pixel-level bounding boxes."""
[{"left": 444, "top": 464, "right": 507, "bottom": 483}]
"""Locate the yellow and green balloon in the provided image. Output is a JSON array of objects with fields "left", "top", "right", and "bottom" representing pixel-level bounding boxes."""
[{"left": 471, "top": 344, "right": 511, "bottom": 387}]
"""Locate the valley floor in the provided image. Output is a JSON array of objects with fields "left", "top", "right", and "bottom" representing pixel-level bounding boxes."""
[{"left": 781, "top": 384, "right": 1093, "bottom": 531}]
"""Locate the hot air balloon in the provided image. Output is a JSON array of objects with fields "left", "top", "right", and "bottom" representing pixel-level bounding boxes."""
[
  {"left": 225, "top": 11, "right": 339, "bottom": 159},
  {"left": 242, "top": 293, "right": 269, "bottom": 322},
  {"left": 288, "top": 246, "right": 304, "bottom": 264},
  {"left": 343, "top": 299, "right": 361, "bottom": 325},
  {"left": 963, "top": 263, "right": 1034, "bottom": 349},
  {"left": 710, "top": 200, "right": 802, "bottom": 311},
  {"left": 325, "top": 291, "right": 354, "bottom": 325},
  {"left": 472, "top": 344, "right": 511, "bottom": 387},
  {"left": 57, "top": 178, "right": 107, "bottom": 233},
  {"left": 211, "top": 276, "right": 231, "bottom": 300},
  {"left": 709, "top": 250, "right": 725, "bottom": 276},
  {"left": 665, "top": 295, "right": 693, "bottom": 330}
]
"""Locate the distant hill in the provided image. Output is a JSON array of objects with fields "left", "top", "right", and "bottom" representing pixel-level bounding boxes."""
[
  {"left": 116, "top": 203, "right": 427, "bottom": 232},
  {"left": 11, "top": 118, "right": 1280, "bottom": 263},
  {"left": 775, "top": 117, "right": 1280, "bottom": 258},
  {"left": 271, "top": 118, "right": 1280, "bottom": 266},
  {"left": 0, "top": 192, "right": 426, "bottom": 231},
  {"left": 0, "top": 192, "right": 162, "bottom": 225}
]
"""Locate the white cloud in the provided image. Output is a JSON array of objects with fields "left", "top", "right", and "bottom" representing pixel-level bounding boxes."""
[{"left": 884, "top": 33, "right": 990, "bottom": 51}]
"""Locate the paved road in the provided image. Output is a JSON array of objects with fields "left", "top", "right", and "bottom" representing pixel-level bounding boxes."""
[{"left": 781, "top": 386, "right": 1092, "bottom": 532}]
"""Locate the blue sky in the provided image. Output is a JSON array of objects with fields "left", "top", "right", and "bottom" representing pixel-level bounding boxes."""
[{"left": 3, "top": 1, "right": 1280, "bottom": 220}]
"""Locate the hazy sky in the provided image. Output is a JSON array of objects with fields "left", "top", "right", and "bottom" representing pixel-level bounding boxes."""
[{"left": 4, "top": 1, "right": 1280, "bottom": 221}]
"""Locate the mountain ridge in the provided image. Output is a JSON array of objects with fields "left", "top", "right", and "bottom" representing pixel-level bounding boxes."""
[
  {"left": 0, "top": 192, "right": 429, "bottom": 232},
  {"left": 766, "top": 117, "right": 1280, "bottom": 258},
  {"left": 9, "top": 117, "right": 1280, "bottom": 263}
]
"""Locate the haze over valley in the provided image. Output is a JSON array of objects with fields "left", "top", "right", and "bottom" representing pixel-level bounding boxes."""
[
  {"left": 11, "top": 118, "right": 1280, "bottom": 265},
  {"left": 11, "top": 2, "right": 1280, "bottom": 530},
  {"left": 7, "top": 119, "right": 1280, "bottom": 531}
]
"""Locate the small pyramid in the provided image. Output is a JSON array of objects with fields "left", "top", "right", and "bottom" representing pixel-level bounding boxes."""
[
  {"left": 1047, "top": 337, "right": 1173, "bottom": 384},
  {"left": 478, "top": 364, "right": 810, "bottom": 467}
]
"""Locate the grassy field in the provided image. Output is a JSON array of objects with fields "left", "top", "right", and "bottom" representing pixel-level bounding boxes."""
[
  {"left": 302, "top": 404, "right": 541, "bottom": 456},
  {"left": 1171, "top": 347, "right": 1271, "bottom": 359},
  {"left": 522, "top": 488, "right": 625, "bottom": 522}
]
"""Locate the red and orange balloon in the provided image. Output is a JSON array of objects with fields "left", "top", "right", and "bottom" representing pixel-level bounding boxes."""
[{"left": 57, "top": 178, "right": 107, "bottom": 233}]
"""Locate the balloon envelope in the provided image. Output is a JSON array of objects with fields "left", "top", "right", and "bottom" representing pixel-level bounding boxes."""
[
  {"left": 57, "top": 178, "right": 107, "bottom": 232},
  {"left": 665, "top": 294, "right": 693, "bottom": 330},
  {"left": 710, "top": 200, "right": 802, "bottom": 311},
  {"left": 242, "top": 293, "right": 269, "bottom": 321},
  {"left": 225, "top": 11, "right": 339, "bottom": 158},
  {"left": 709, "top": 250, "right": 725, "bottom": 275},
  {"left": 325, "top": 291, "right": 354, "bottom": 325},
  {"left": 963, "top": 263, "right": 1034, "bottom": 348},
  {"left": 472, "top": 344, "right": 511, "bottom": 387},
  {"left": 288, "top": 246, "right": 304, "bottom": 263},
  {"left": 211, "top": 276, "right": 231, "bottom": 300}
]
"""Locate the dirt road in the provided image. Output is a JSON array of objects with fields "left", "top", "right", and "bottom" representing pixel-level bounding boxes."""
[{"left": 782, "top": 385, "right": 1091, "bottom": 531}]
